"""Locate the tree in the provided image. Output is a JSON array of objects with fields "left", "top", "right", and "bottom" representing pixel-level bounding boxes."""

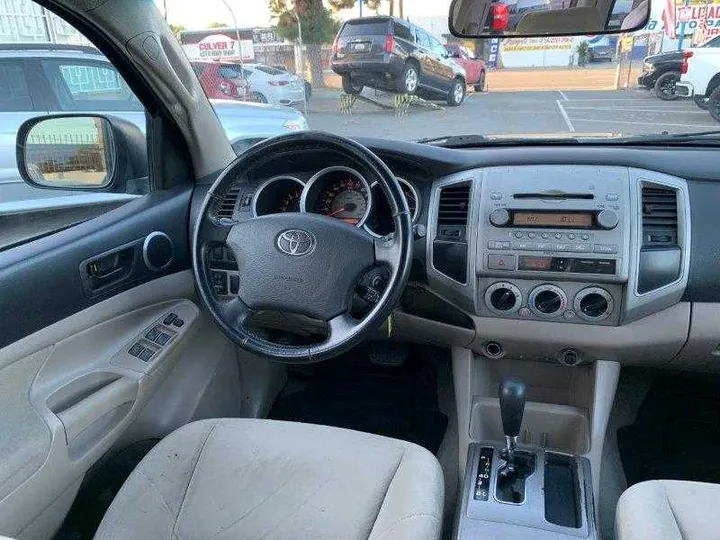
[
  {"left": 327, "top": 0, "right": 382, "bottom": 12},
  {"left": 270, "top": 0, "right": 341, "bottom": 86},
  {"left": 168, "top": 23, "right": 186, "bottom": 41},
  {"left": 208, "top": 22, "right": 228, "bottom": 29}
]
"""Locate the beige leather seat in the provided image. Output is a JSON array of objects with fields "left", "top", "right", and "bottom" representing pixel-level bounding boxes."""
[
  {"left": 95, "top": 419, "right": 444, "bottom": 540},
  {"left": 616, "top": 480, "right": 720, "bottom": 540}
]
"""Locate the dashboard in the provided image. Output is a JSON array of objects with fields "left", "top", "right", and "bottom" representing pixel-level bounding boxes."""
[{"left": 199, "top": 139, "right": 720, "bottom": 370}]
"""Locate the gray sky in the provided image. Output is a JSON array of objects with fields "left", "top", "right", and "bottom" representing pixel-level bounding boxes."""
[{"left": 155, "top": 0, "right": 452, "bottom": 31}]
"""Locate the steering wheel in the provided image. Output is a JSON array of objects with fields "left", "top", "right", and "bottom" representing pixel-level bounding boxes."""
[{"left": 192, "top": 132, "right": 413, "bottom": 363}]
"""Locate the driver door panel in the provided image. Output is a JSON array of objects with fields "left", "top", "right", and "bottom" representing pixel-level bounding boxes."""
[{"left": 0, "top": 187, "right": 212, "bottom": 538}]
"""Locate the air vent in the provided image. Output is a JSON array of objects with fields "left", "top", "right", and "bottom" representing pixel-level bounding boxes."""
[
  {"left": 216, "top": 186, "right": 241, "bottom": 219},
  {"left": 433, "top": 182, "right": 471, "bottom": 283},
  {"left": 438, "top": 183, "right": 471, "bottom": 227},
  {"left": 641, "top": 185, "right": 678, "bottom": 246}
]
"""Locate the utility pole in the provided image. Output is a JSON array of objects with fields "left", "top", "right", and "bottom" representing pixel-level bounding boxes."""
[
  {"left": 359, "top": 0, "right": 363, "bottom": 17},
  {"left": 292, "top": 8, "right": 308, "bottom": 116},
  {"left": 163, "top": 0, "right": 168, "bottom": 21},
  {"left": 399, "top": 0, "right": 404, "bottom": 18}
]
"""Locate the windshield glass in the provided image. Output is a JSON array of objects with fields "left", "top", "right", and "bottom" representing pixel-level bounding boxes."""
[{"left": 162, "top": 0, "right": 720, "bottom": 145}]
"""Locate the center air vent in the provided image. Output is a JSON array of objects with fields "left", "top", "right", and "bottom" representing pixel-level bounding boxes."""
[
  {"left": 641, "top": 185, "right": 678, "bottom": 246},
  {"left": 437, "top": 183, "right": 471, "bottom": 239},
  {"left": 433, "top": 182, "right": 471, "bottom": 283},
  {"left": 216, "top": 186, "right": 241, "bottom": 219}
]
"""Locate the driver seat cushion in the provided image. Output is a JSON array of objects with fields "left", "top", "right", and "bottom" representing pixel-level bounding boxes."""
[
  {"left": 615, "top": 480, "right": 720, "bottom": 540},
  {"left": 94, "top": 419, "right": 444, "bottom": 540}
]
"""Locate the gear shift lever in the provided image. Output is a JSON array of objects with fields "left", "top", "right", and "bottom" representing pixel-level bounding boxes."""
[{"left": 499, "top": 377, "right": 526, "bottom": 475}]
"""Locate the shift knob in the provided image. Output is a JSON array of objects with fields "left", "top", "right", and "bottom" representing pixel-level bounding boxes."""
[{"left": 499, "top": 377, "right": 526, "bottom": 438}]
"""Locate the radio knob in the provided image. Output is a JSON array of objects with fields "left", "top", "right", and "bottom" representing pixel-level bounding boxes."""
[
  {"left": 489, "top": 209, "right": 511, "bottom": 227},
  {"left": 597, "top": 209, "right": 619, "bottom": 230}
]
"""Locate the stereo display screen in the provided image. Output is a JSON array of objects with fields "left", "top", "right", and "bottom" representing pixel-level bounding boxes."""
[{"left": 512, "top": 212, "right": 593, "bottom": 228}]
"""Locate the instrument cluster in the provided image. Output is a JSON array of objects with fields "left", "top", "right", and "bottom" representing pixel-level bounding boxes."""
[{"left": 251, "top": 165, "right": 420, "bottom": 236}]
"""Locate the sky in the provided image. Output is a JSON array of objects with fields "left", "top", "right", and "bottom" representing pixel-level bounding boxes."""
[{"left": 155, "top": 0, "right": 452, "bottom": 31}]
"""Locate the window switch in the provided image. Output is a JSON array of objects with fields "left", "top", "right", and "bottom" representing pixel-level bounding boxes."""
[
  {"left": 172, "top": 318, "right": 184, "bottom": 328},
  {"left": 163, "top": 313, "right": 177, "bottom": 325},
  {"left": 129, "top": 342, "right": 145, "bottom": 357},
  {"left": 146, "top": 327, "right": 161, "bottom": 342},
  {"left": 230, "top": 274, "right": 239, "bottom": 295},
  {"left": 139, "top": 348, "right": 155, "bottom": 362},
  {"left": 155, "top": 332, "right": 170, "bottom": 346}
]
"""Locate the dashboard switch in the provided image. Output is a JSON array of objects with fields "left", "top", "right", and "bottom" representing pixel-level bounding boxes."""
[
  {"left": 488, "top": 254, "right": 516, "bottom": 271},
  {"left": 163, "top": 313, "right": 177, "bottom": 325},
  {"left": 139, "top": 348, "right": 155, "bottom": 362},
  {"left": 146, "top": 327, "right": 161, "bottom": 342},
  {"left": 172, "top": 318, "right": 184, "bottom": 328}
]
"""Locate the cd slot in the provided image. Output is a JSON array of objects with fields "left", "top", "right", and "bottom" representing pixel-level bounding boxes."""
[{"left": 513, "top": 193, "right": 594, "bottom": 200}]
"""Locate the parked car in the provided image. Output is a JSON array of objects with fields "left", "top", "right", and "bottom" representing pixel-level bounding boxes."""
[
  {"left": 444, "top": 42, "right": 486, "bottom": 92},
  {"left": 675, "top": 41, "right": 720, "bottom": 121},
  {"left": 0, "top": 44, "right": 309, "bottom": 206},
  {"left": 331, "top": 16, "right": 467, "bottom": 106},
  {"left": 637, "top": 50, "right": 684, "bottom": 100},
  {"left": 190, "top": 61, "right": 250, "bottom": 101},
  {"left": 587, "top": 43, "right": 615, "bottom": 62},
  {"left": 236, "top": 63, "right": 306, "bottom": 106},
  {"left": 271, "top": 65, "right": 313, "bottom": 100}
]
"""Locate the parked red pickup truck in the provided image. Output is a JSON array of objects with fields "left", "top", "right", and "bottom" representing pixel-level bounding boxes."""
[{"left": 445, "top": 43, "right": 487, "bottom": 92}]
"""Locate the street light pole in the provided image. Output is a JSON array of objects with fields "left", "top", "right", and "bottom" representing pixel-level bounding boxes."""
[{"left": 221, "top": 0, "right": 244, "bottom": 66}]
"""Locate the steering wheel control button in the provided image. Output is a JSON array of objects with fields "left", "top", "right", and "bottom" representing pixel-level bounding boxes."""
[
  {"left": 211, "top": 271, "right": 228, "bottom": 295},
  {"left": 593, "top": 244, "right": 619, "bottom": 254},
  {"left": 163, "top": 313, "right": 177, "bottom": 325},
  {"left": 528, "top": 285, "right": 567, "bottom": 318},
  {"left": 276, "top": 229, "right": 316, "bottom": 256},
  {"left": 574, "top": 287, "right": 614, "bottom": 322},
  {"left": 489, "top": 209, "right": 511, "bottom": 227},
  {"left": 488, "top": 254, "right": 516, "bottom": 271},
  {"left": 597, "top": 209, "right": 619, "bottom": 230},
  {"left": 128, "top": 342, "right": 145, "bottom": 357},
  {"left": 485, "top": 282, "right": 522, "bottom": 315}
]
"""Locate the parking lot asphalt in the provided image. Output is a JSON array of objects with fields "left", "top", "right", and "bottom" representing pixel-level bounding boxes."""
[{"left": 305, "top": 88, "right": 718, "bottom": 140}]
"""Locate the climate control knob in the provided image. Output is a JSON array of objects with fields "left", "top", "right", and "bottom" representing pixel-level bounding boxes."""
[
  {"left": 485, "top": 282, "right": 522, "bottom": 315},
  {"left": 489, "top": 209, "right": 511, "bottom": 227},
  {"left": 528, "top": 285, "right": 567, "bottom": 318},
  {"left": 574, "top": 287, "right": 614, "bottom": 321},
  {"left": 596, "top": 209, "right": 619, "bottom": 230}
]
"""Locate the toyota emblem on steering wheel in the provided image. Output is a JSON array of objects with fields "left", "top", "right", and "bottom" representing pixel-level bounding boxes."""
[{"left": 276, "top": 229, "right": 316, "bottom": 256}]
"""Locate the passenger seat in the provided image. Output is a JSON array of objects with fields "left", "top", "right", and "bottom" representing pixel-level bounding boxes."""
[{"left": 616, "top": 480, "right": 720, "bottom": 540}]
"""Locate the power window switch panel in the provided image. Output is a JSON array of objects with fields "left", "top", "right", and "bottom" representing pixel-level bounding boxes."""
[{"left": 128, "top": 342, "right": 145, "bottom": 357}]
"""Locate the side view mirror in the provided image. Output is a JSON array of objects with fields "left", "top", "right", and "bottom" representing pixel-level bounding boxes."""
[{"left": 16, "top": 114, "right": 147, "bottom": 192}]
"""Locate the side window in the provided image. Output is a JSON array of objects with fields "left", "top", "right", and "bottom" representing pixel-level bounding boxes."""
[
  {"left": 0, "top": 60, "right": 35, "bottom": 112},
  {"left": 394, "top": 23, "right": 414, "bottom": 43},
  {"left": 1, "top": 2, "right": 150, "bottom": 251},
  {"left": 705, "top": 36, "right": 720, "bottom": 48},
  {"left": 416, "top": 29, "right": 431, "bottom": 50},
  {"left": 429, "top": 36, "right": 447, "bottom": 56},
  {"left": 40, "top": 60, "right": 143, "bottom": 111}
]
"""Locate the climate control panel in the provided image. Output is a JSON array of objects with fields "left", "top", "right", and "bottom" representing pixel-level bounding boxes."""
[{"left": 478, "top": 278, "right": 621, "bottom": 325}]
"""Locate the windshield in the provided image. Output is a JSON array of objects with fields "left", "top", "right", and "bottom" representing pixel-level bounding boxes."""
[{"left": 165, "top": 0, "right": 720, "bottom": 146}]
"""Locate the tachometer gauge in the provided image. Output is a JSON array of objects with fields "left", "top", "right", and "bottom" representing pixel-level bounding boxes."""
[{"left": 302, "top": 166, "right": 371, "bottom": 226}]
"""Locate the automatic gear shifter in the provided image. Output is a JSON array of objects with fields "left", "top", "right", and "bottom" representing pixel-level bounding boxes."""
[{"left": 499, "top": 377, "right": 526, "bottom": 475}]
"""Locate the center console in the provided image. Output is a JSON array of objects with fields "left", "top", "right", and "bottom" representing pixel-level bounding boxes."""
[{"left": 454, "top": 378, "right": 597, "bottom": 540}]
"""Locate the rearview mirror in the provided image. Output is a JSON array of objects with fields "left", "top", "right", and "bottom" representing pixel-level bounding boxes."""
[
  {"left": 18, "top": 116, "right": 115, "bottom": 190},
  {"left": 449, "top": 0, "right": 650, "bottom": 37}
]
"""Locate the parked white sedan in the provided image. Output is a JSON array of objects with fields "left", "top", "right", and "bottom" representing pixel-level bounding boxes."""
[{"left": 242, "top": 64, "right": 307, "bottom": 106}]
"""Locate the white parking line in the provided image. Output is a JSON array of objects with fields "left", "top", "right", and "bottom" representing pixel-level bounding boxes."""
[
  {"left": 569, "top": 118, "right": 715, "bottom": 128},
  {"left": 564, "top": 106, "right": 709, "bottom": 114},
  {"left": 558, "top": 90, "right": 569, "bottom": 101},
  {"left": 556, "top": 100, "right": 575, "bottom": 132}
]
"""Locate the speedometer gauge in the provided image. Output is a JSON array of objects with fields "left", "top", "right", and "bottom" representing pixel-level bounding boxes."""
[{"left": 302, "top": 166, "right": 371, "bottom": 226}]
